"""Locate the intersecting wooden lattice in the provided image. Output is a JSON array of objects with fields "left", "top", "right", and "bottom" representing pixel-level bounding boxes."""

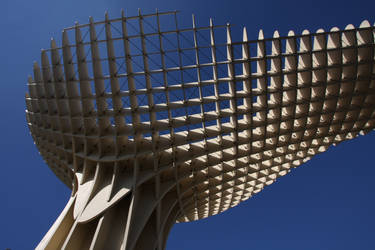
[{"left": 26, "top": 9, "right": 375, "bottom": 250}]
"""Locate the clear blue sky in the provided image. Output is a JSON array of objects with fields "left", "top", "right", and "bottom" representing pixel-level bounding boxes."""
[{"left": 1, "top": 0, "right": 375, "bottom": 249}]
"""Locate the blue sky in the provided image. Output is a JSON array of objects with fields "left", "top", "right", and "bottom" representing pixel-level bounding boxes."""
[{"left": 1, "top": 0, "right": 375, "bottom": 249}]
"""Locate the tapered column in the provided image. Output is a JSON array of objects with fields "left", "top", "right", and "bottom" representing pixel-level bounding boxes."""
[{"left": 36, "top": 164, "right": 180, "bottom": 250}]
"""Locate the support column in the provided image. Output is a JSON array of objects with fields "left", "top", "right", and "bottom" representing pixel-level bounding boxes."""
[{"left": 36, "top": 165, "right": 179, "bottom": 250}]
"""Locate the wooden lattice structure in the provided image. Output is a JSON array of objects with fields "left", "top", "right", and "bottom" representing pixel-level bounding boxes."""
[{"left": 26, "top": 9, "right": 375, "bottom": 250}]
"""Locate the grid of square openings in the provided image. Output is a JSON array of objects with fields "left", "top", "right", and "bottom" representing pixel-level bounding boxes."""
[
  {"left": 43, "top": 12, "right": 375, "bottom": 146},
  {"left": 46, "top": 10, "right": 233, "bottom": 140}
]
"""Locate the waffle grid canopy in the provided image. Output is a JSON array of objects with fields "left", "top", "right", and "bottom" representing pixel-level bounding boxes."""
[{"left": 26, "top": 10, "right": 375, "bottom": 250}]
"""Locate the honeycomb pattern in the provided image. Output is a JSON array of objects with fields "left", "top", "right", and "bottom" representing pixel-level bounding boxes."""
[{"left": 26, "top": 10, "right": 375, "bottom": 226}]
